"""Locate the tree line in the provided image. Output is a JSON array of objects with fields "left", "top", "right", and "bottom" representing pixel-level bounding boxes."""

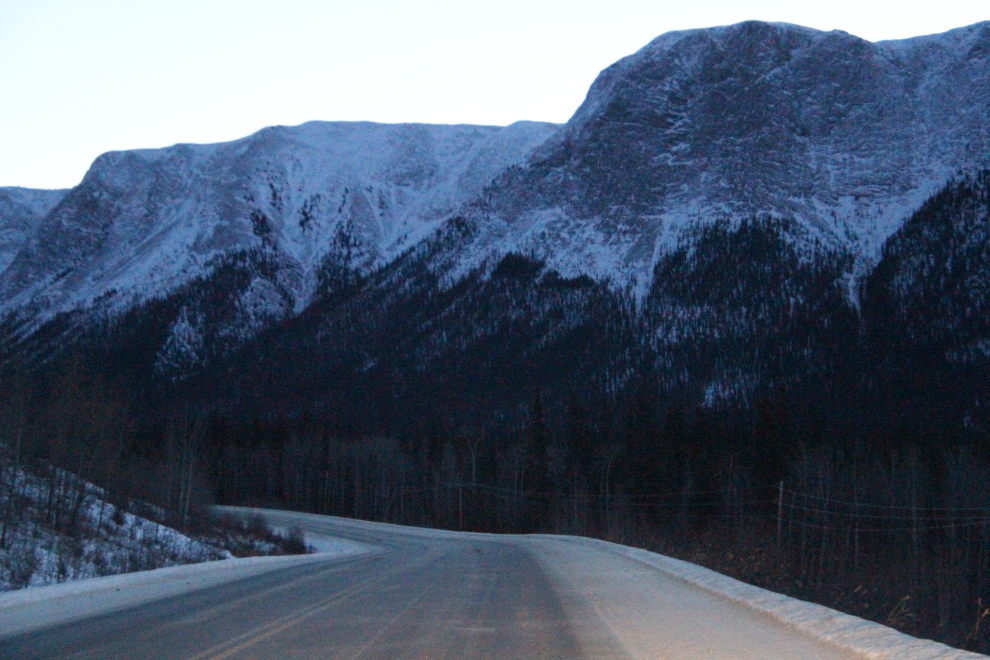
[{"left": 3, "top": 357, "right": 989, "bottom": 652}]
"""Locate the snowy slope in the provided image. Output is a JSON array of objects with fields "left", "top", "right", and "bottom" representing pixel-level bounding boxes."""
[
  {"left": 0, "top": 459, "right": 228, "bottom": 595},
  {"left": 0, "top": 187, "right": 68, "bottom": 280},
  {"left": 0, "top": 121, "right": 557, "bottom": 321},
  {"left": 451, "top": 21, "right": 990, "bottom": 295}
]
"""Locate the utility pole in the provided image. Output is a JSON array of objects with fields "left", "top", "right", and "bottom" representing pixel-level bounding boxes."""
[{"left": 777, "top": 480, "right": 784, "bottom": 553}]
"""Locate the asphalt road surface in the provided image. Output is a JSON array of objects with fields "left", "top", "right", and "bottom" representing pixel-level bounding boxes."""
[{"left": 0, "top": 510, "right": 863, "bottom": 660}]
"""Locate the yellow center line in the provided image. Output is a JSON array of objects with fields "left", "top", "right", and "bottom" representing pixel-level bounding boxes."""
[
  {"left": 186, "top": 555, "right": 421, "bottom": 660},
  {"left": 344, "top": 574, "right": 438, "bottom": 660}
]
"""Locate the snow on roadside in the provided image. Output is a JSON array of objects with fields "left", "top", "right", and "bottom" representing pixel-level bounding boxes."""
[
  {"left": 0, "top": 461, "right": 229, "bottom": 593},
  {"left": 537, "top": 535, "right": 988, "bottom": 660},
  {"left": 0, "top": 523, "right": 373, "bottom": 637}
]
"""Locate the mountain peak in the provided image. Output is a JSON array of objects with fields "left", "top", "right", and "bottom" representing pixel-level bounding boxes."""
[{"left": 460, "top": 20, "right": 990, "bottom": 294}]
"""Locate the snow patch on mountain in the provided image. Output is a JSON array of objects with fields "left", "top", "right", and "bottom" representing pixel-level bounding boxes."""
[
  {"left": 235, "top": 277, "right": 292, "bottom": 329},
  {"left": 0, "top": 187, "right": 68, "bottom": 278},
  {"left": 153, "top": 307, "right": 205, "bottom": 378}
]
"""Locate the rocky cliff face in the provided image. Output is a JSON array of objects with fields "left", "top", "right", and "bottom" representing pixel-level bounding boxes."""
[
  {"left": 0, "top": 187, "right": 68, "bottom": 279},
  {"left": 452, "top": 20, "right": 990, "bottom": 294}
]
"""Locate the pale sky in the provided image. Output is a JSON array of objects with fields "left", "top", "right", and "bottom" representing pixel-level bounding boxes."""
[{"left": 1, "top": 0, "right": 986, "bottom": 190}]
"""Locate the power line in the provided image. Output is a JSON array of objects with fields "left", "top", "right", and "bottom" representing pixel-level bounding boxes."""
[
  {"left": 781, "top": 487, "right": 990, "bottom": 512},
  {"left": 781, "top": 500, "right": 990, "bottom": 521},
  {"left": 782, "top": 515, "right": 990, "bottom": 534}
]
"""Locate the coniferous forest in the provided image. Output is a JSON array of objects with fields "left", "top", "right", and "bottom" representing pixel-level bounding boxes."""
[{"left": 1, "top": 171, "right": 989, "bottom": 651}]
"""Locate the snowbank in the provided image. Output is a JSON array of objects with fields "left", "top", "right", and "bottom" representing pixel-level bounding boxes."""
[
  {"left": 534, "top": 535, "right": 987, "bottom": 660},
  {"left": 0, "top": 528, "right": 372, "bottom": 637}
]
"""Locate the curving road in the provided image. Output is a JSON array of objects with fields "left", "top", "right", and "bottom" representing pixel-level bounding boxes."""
[{"left": 0, "top": 510, "right": 865, "bottom": 660}]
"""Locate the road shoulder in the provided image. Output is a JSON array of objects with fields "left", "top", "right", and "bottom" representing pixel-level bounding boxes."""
[
  {"left": 526, "top": 535, "right": 986, "bottom": 660},
  {"left": 0, "top": 534, "right": 371, "bottom": 638}
]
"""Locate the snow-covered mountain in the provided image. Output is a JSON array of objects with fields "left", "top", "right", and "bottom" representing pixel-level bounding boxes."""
[
  {"left": 4, "top": 21, "right": 990, "bottom": 317},
  {"left": 445, "top": 20, "right": 990, "bottom": 296},
  {"left": 4, "top": 22, "right": 988, "bottom": 322},
  {"left": 1, "top": 20, "right": 989, "bottom": 425},
  {"left": 0, "top": 121, "right": 557, "bottom": 322}
]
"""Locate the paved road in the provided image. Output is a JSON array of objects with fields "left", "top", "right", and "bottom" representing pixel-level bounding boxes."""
[{"left": 0, "top": 511, "right": 862, "bottom": 660}]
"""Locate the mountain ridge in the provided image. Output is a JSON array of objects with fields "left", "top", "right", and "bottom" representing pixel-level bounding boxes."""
[
  {"left": 0, "top": 120, "right": 558, "bottom": 325},
  {"left": 0, "top": 20, "right": 988, "bottom": 429}
]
